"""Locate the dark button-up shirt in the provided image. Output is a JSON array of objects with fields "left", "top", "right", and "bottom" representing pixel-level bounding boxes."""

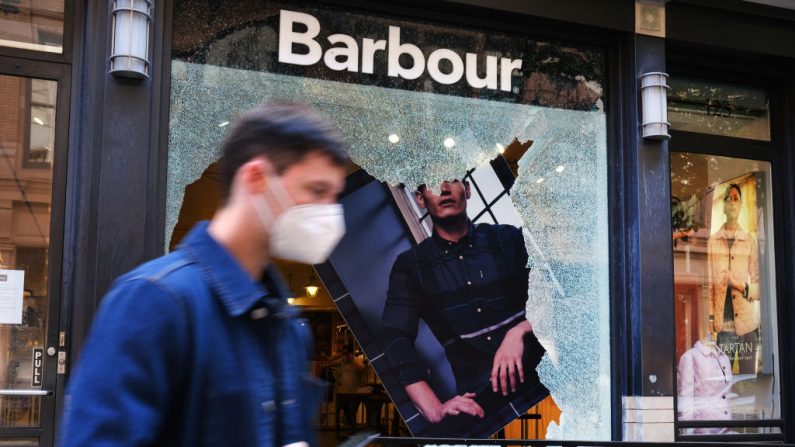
[
  {"left": 61, "top": 222, "right": 323, "bottom": 447},
  {"left": 382, "top": 222, "right": 538, "bottom": 395}
]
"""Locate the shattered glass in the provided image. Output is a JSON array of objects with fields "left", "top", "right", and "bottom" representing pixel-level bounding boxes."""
[{"left": 167, "top": 60, "right": 610, "bottom": 439}]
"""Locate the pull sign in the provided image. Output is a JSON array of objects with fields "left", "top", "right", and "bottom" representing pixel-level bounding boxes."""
[{"left": 32, "top": 348, "right": 43, "bottom": 387}]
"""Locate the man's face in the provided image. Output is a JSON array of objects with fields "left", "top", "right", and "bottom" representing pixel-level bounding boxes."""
[
  {"left": 277, "top": 151, "right": 346, "bottom": 207},
  {"left": 723, "top": 187, "right": 741, "bottom": 222},
  {"left": 415, "top": 180, "right": 471, "bottom": 221}
]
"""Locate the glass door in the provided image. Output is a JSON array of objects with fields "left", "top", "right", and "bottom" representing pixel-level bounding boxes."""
[{"left": 0, "top": 57, "right": 70, "bottom": 446}]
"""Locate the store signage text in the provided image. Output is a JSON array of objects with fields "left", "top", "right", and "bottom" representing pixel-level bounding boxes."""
[
  {"left": 32, "top": 348, "right": 43, "bottom": 387},
  {"left": 278, "top": 9, "right": 522, "bottom": 92}
]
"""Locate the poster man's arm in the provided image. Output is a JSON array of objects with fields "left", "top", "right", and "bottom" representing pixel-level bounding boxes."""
[
  {"left": 494, "top": 227, "right": 534, "bottom": 394},
  {"left": 383, "top": 253, "right": 484, "bottom": 423},
  {"left": 491, "top": 320, "right": 532, "bottom": 395},
  {"left": 707, "top": 237, "right": 718, "bottom": 332},
  {"left": 746, "top": 234, "right": 761, "bottom": 300},
  {"left": 404, "top": 381, "right": 484, "bottom": 423}
]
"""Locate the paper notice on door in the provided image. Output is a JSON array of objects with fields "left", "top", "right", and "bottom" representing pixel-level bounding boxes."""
[{"left": 0, "top": 270, "right": 25, "bottom": 324}]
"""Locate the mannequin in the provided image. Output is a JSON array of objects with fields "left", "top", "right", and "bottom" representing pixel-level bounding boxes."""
[
  {"left": 701, "top": 329, "right": 717, "bottom": 348},
  {"left": 677, "top": 325, "right": 733, "bottom": 433}
]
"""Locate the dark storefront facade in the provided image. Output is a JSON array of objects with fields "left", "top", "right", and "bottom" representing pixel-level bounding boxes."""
[{"left": 0, "top": 0, "right": 794, "bottom": 445}]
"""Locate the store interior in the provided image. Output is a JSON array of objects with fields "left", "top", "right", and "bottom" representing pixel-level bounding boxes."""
[{"left": 170, "top": 150, "right": 561, "bottom": 442}]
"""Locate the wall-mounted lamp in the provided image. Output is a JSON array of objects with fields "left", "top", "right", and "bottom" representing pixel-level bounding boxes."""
[
  {"left": 640, "top": 72, "right": 670, "bottom": 140},
  {"left": 110, "top": 0, "right": 153, "bottom": 79}
]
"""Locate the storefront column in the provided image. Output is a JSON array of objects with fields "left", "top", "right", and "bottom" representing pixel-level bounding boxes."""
[
  {"left": 618, "top": 31, "right": 675, "bottom": 442},
  {"left": 63, "top": 0, "right": 172, "bottom": 402}
]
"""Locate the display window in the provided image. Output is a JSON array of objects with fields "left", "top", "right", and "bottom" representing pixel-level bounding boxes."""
[
  {"left": 671, "top": 154, "right": 781, "bottom": 436},
  {"left": 168, "top": 0, "right": 611, "bottom": 440}
]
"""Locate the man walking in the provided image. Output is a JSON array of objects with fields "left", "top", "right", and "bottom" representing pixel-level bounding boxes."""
[{"left": 60, "top": 104, "right": 348, "bottom": 446}]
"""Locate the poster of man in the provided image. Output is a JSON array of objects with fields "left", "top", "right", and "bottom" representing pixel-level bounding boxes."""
[
  {"left": 317, "top": 156, "right": 549, "bottom": 437},
  {"left": 707, "top": 181, "right": 761, "bottom": 375}
]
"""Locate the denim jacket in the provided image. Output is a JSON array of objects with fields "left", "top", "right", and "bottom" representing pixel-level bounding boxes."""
[{"left": 60, "top": 222, "right": 324, "bottom": 446}]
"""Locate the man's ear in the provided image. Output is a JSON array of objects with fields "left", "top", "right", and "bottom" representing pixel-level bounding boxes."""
[
  {"left": 464, "top": 180, "right": 471, "bottom": 200},
  {"left": 414, "top": 190, "right": 427, "bottom": 209},
  {"left": 238, "top": 157, "right": 275, "bottom": 194}
]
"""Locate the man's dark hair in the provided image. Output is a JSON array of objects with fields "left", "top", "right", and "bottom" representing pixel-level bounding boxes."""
[
  {"left": 219, "top": 103, "right": 348, "bottom": 200},
  {"left": 725, "top": 183, "right": 742, "bottom": 200},
  {"left": 416, "top": 178, "right": 469, "bottom": 194}
]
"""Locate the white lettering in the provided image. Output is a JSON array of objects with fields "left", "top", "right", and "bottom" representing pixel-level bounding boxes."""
[
  {"left": 277, "top": 10, "right": 523, "bottom": 93},
  {"left": 324, "top": 34, "right": 359, "bottom": 72},
  {"left": 362, "top": 38, "right": 386, "bottom": 74},
  {"left": 388, "top": 26, "right": 425, "bottom": 80},
  {"left": 278, "top": 10, "right": 322, "bottom": 66},
  {"left": 465, "top": 53, "right": 498, "bottom": 89},
  {"left": 427, "top": 49, "right": 464, "bottom": 85},
  {"left": 500, "top": 57, "right": 523, "bottom": 92}
]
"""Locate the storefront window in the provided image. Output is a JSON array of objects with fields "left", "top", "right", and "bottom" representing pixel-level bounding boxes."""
[
  {"left": 168, "top": 0, "right": 610, "bottom": 439},
  {"left": 0, "top": 1, "right": 64, "bottom": 53},
  {"left": 667, "top": 78, "right": 770, "bottom": 141},
  {"left": 671, "top": 152, "right": 781, "bottom": 436}
]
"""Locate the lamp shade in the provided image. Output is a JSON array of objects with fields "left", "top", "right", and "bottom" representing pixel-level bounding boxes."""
[
  {"left": 640, "top": 72, "right": 671, "bottom": 140},
  {"left": 110, "top": 0, "right": 152, "bottom": 79}
]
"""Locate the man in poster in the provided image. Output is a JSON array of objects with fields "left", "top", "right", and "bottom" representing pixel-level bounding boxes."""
[
  {"left": 381, "top": 178, "right": 547, "bottom": 437},
  {"left": 708, "top": 183, "right": 761, "bottom": 375}
]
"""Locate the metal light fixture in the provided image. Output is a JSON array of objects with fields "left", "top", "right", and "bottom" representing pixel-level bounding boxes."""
[
  {"left": 110, "top": 0, "right": 153, "bottom": 79},
  {"left": 304, "top": 274, "right": 319, "bottom": 297},
  {"left": 640, "top": 72, "right": 671, "bottom": 140}
]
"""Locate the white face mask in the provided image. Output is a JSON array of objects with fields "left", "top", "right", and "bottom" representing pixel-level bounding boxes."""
[{"left": 252, "top": 175, "right": 345, "bottom": 265}]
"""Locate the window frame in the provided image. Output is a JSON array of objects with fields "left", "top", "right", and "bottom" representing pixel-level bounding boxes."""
[
  {"left": 667, "top": 57, "right": 792, "bottom": 443},
  {"left": 0, "top": 1, "right": 75, "bottom": 64}
]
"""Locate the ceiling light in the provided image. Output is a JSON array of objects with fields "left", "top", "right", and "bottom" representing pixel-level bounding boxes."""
[
  {"left": 33, "top": 117, "right": 44, "bottom": 126},
  {"left": 304, "top": 273, "right": 320, "bottom": 298},
  {"left": 287, "top": 298, "right": 295, "bottom": 305},
  {"left": 555, "top": 165, "right": 565, "bottom": 173},
  {"left": 218, "top": 121, "right": 229, "bottom": 127},
  {"left": 536, "top": 177, "right": 545, "bottom": 184},
  {"left": 443, "top": 138, "right": 456, "bottom": 148},
  {"left": 388, "top": 134, "right": 400, "bottom": 144}
]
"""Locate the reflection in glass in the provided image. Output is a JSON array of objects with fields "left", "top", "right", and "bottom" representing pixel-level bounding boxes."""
[
  {"left": 672, "top": 153, "right": 780, "bottom": 435},
  {"left": 26, "top": 79, "right": 56, "bottom": 168},
  {"left": 0, "top": 1, "right": 64, "bottom": 53},
  {"left": 0, "top": 74, "right": 57, "bottom": 427},
  {"left": 667, "top": 78, "right": 770, "bottom": 141}
]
